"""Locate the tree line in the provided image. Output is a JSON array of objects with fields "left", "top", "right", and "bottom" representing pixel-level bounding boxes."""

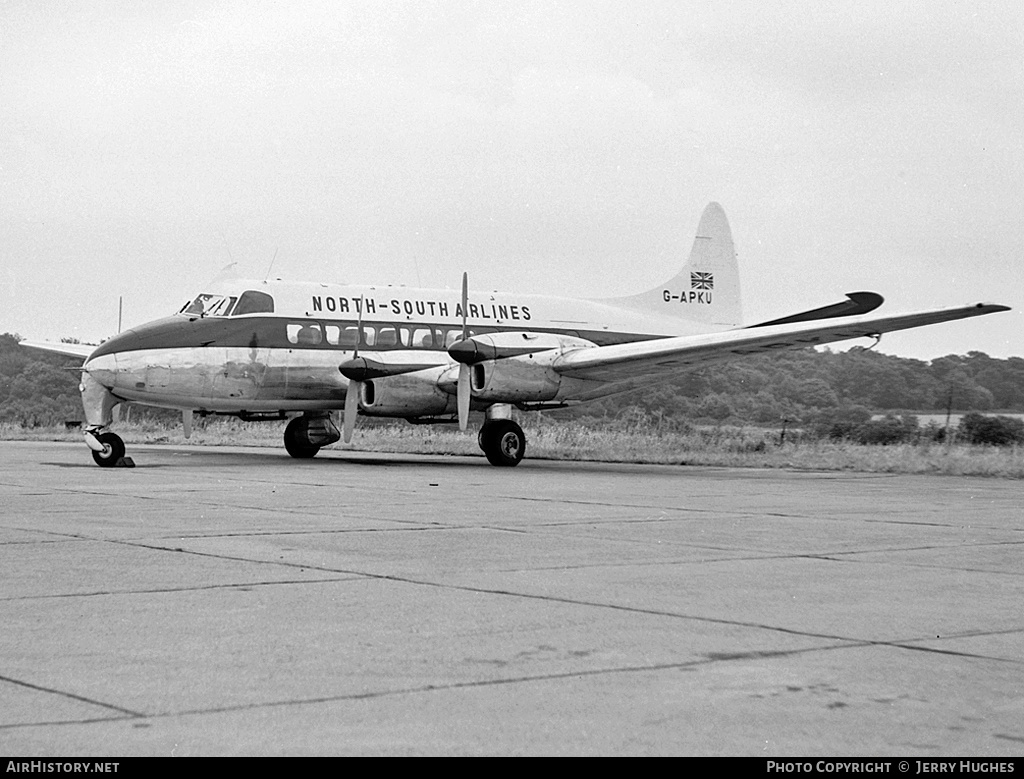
[{"left": 556, "top": 347, "right": 1024, "bottom": 427}]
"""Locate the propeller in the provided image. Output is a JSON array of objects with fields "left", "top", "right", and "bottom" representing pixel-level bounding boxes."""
[
  {"left": 457, "top": 272, "right": 471, "bottom": 431},
  {"left": 342, "top": 296, "right": 364, "bottom": 443}
]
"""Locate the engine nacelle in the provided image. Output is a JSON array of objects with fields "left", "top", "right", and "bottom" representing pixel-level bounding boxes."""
[
  {"left": 359, "top": 367, "right": 456, "bottom": 417},
  {"left": 463, "top": 332, "right": 597, "bottom": 403}
]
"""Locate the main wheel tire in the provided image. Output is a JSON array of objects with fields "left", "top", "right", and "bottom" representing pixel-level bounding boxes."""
[
  {"left": 480, "top": 419, "right": 526, "bottom": 467},
  {"left": 284, "top": 418, "right": 320, "bottom": 459},
  {"left": 91, "top": 432, "right": 125, "bottom": 468}
]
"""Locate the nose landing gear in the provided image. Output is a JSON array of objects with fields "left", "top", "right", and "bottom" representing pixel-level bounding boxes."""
[
  {"left": 85, "top": 428, "right": 127, "bottom": 468},
  {"left": 80, "top": 372, "right": 131, "bottom": 467}
]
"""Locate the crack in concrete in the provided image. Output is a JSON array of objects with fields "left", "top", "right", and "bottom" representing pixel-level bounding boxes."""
[
  {"left": 0, "top": 674, "right": 144, "bottom": 718},
  {"left": 0, "top": 642, "right": 847, "bottom": 731}
]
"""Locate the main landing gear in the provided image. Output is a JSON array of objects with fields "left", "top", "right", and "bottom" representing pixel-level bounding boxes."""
[
  {"left": 284, "top": 413, "right": 342, "bottom": 459},
  {"left": 284, "top": 417, "right": 319, "bottom": 458},
  {"left": 478, "top": 418, "right": 526, "bottom": 467}
]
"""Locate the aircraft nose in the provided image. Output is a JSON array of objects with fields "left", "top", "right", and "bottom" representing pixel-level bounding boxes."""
[{"left": 83, "top": 353, "right": 117, "bottom": 388}]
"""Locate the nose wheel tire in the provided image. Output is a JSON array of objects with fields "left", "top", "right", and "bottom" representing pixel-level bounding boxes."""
[
  {"left": 479, "top": 419, "right": 526, "bottom": 467},
  {"left": 91, "top": 432, "right": 125, "bottom": 468}
]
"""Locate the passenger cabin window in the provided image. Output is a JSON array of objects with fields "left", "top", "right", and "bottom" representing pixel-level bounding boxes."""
[
  {"left": 375, "top": 326, "right": 400, "bottom": 348},
  {"left": 291, "top": 323, "right": 471, "bottom": 350},
  {"left": 232, "top": 290, "right": 275, "bottom": 315},
  {"left": 409, "top": 327, "right": 434, "bottom": 348},
  {"left": 445, "top": 328, "right": 471, "bottom": 348},
  {"left": 287, "top": 322, "right": 323, "bottom": 345},
  {"left": 330, "top": 326, "right": 364, "bottom": 347}
]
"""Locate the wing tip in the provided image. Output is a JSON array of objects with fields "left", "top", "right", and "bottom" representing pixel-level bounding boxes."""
[{"left": 18, "top": 340, "right": 96, "bottom": 360}]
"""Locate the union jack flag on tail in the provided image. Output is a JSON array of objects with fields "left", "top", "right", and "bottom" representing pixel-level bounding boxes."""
[{"left": 690, "top": 272, "right": 714, "bottom": 290}]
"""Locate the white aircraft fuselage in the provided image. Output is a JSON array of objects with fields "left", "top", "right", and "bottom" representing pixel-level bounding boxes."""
[{"left": 83, "top": 278, "right": 699, "bottom": 417}]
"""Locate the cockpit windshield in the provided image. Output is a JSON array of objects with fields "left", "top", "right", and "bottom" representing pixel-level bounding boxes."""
[
  {"left": 179, "top": 294, "right": 236, "bottom": 318},
  {"left": 177, "top": 290, "right": 274, "bottom": 318}
]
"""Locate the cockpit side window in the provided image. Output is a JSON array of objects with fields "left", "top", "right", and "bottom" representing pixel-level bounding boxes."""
[
  {"left": 233, "top": 290, "right": 275, "bottom": 316},
  {"left": 180, "top": 294, "right": 234, "bottom": 318}
]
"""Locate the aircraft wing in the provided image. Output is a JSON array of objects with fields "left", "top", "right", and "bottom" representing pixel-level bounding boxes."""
[
  {"left": 554, "top": 303, "right": 1010, "bottom": 383},
  {"left": 19, "top": 340, "right": 96, "bottom": 361}
]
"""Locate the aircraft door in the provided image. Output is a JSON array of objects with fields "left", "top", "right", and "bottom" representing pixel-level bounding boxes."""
[
  {"left": 212, "top": 346, "right": 274, "bottom": 404},
  {"left": 282, "top": 322, "right": 346, "bottom": 403}
]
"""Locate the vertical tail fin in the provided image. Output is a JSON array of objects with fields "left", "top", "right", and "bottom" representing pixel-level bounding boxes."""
[{"left": 603, "top": 202, "right": 743, "bottom": 328}]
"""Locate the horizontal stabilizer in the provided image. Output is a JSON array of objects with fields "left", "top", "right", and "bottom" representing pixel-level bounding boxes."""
[{"left": 748, "top": 292, "right": 884, "bottom": 328}]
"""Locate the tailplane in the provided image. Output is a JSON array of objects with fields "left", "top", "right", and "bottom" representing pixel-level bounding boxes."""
[{"left": 602, "top": 202, "right": 742, "bottom": 328}]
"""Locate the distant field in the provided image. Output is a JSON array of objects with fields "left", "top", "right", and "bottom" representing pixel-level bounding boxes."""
[
  {"left": 906, "top": 413, "right": 1024, "bottom": 426},
  {"left": 3, "top": 418, "right": 1023, "bottom": 479}
]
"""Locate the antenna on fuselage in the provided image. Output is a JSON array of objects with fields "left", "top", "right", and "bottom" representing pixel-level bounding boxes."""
[
  {"left": 263, "top": 248, "right": 279, "bottom": 281},
  {"left": 118, "top": 296, "right": 123, "bottom": 334},
  {"left": 216, "top": 226, "right": 234, "bottom": 265}
]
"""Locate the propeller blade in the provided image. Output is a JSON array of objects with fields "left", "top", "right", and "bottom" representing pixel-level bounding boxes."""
[
  {"left": 460, "top": 272, "right": 468, "bottom": 341},
  {"left": 343, "top": 294, "right": 365, "bottom": 443},
  {"left": 353, "top": 294, "right": 364, "bottom": 359},
  {"left": 455, "top": 272, "right": 472, "bottom": 430},
  {"left": 457, "top": 363, "right": 471, "bottom": 431},
  {"left": 343, "top": 380, "right": 360, "bottom": 443}
]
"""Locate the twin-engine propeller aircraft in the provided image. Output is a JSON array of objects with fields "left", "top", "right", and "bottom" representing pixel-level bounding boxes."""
[{"left": 22, "top": 203, "right": 1009, "bottom": 468}]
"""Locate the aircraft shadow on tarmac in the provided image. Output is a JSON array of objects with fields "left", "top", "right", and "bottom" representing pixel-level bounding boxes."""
[{"left": 40, "top": 446, "right": 682, "bottom": 476}]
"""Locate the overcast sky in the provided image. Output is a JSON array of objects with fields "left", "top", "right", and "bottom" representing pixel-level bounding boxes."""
[{"left": 3, "top": 1, "right": 1022, "bottom": 359}]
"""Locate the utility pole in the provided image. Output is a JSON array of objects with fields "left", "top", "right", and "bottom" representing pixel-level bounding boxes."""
[{"left": 944, "top": 389, "right": 954, "bottom": 447}]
